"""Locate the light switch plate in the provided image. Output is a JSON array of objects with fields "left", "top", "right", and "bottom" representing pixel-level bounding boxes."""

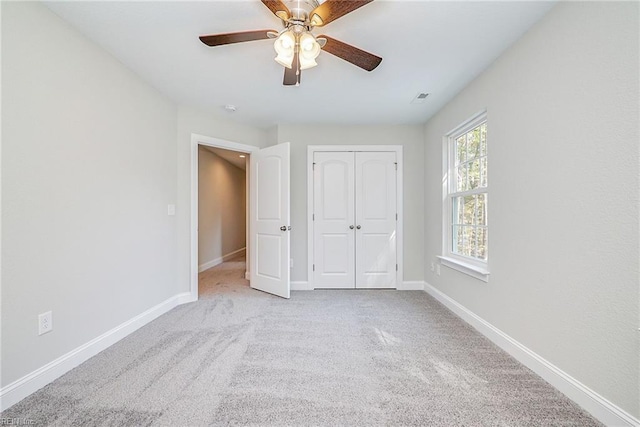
[{"left": 167, "top": 204, "right": 176, "bottom": 216}]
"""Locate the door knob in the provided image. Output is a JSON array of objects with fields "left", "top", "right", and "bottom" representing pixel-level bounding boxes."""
[
  {"left": 356, "top": 225, "right": 361, "bottom": 229},
  {"left": 280, "top": 226, "right": 287, "bottom": 231},
  {"left": 349, "top": 225, "right": 354, "bottom": 229}
]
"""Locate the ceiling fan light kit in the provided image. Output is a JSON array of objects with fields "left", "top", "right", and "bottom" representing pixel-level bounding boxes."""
[
  {"left": 199, "top": 0, "right": 381, "bottom": 86},
  {"left": 273, "top": 27, "right": 321, "bottom": 70},
  {"left": 298, "top": 32, "right": 321, "bottom": 70},
  {"left": 274, "top": 30, "right": 296, "bottom": 68}
]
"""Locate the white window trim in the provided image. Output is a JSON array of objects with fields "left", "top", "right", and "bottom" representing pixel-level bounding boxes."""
[
  {"left": 437, "top": 256, "right": 489, "bottom": 282},
  {"left": 441, "top": 110, "right": 490, "bottom": 281}
]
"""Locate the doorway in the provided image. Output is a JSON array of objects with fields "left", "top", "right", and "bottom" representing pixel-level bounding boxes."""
[
  {"left": 190, "top": 135, "right": 257, "bottom": 301},
  {"left": 197, "top": 145, "right": 249, "bottom": 296},
  {"left": 190, "top": 134, "right": 291, "bottom": 300}
]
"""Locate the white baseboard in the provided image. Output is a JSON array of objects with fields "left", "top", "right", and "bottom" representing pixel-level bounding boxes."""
[
  {"left": 398, "top": 281, "right": 426, "bottom": 290},
  {"left": 424, "top": 283, "right": 639, "bottom": 427},
  {"left": 0, "top": 292, "right": 192, "bottom": 412},
  {"left": 199, "top": 258, "right": 220, "bottom": 273},
  {"left": 293, "top": 281, "right": 426, "bottom": 291},
  {"left": 181, "top": 292, "right": 198, "bottom": 305},
  {"left": 198, "top": 247, "right": 246, "bottom": 272},
  {"left": 291, "top": 281, "right": 312, "bottom": 291}
]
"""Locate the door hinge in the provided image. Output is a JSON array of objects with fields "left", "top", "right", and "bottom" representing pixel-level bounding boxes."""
[
  {"left": 396, "top": 213, "right": 398, "bottom": 220},
  {"left": 312, "top": 213, "right": 315, "bottom": 221},
  {"left": 313, "top": 264, "right": 315, "bottom": 271},
  {"left": 396, "top": 264, "right": 398, "bottom": 271}
]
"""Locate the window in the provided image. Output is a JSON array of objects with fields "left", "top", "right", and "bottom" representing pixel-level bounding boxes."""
[{"left": 440, "top": 111, "right": 489, "bottom": 281}]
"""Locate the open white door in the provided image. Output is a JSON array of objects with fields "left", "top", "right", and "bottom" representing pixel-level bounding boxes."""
[{"left": 250, "top": 142, "right": 290, "bottom": 298}]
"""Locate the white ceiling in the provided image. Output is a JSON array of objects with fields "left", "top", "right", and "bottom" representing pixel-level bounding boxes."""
[{"left": 44, "top": 1, "right": 555, "bottom": 129}]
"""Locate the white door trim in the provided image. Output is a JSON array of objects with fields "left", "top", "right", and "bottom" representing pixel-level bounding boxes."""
[
  {"left": 190, "top": 133, "right": 258, "bottom": 301},
  {"left": 306, "top": 145, "right": 404, "bottom": 290}
]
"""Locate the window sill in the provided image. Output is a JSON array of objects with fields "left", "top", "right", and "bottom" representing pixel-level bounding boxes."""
[{"left": 437, "top": 256, "right": 490, "bottom": 282}]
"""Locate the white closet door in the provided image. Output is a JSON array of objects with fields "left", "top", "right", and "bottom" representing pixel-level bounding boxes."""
[
  {"left": 313, "top": 152, "right": 355, "bottom": 288},
  {"left": 355, "top": 152, "right": 397, "bottom": 288}
]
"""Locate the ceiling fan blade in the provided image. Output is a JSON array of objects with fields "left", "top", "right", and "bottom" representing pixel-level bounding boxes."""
[
  {"left": 283, "top": 52, "right": 300, "bottom": 86},
  {"left": 282, "top": 68, "right": 297, "bottom": 86},
  {"left": 199, "top": 30, "right": 274, "bottom": 47},
  {"left": 319, "top": 35, "right": 382, "bottom": 71},
  {"left": 261, "top": 0, "right": 291, "bottom": 20},
  {"left": 310, "top": 0, "right": 373, "bottom": 27}
]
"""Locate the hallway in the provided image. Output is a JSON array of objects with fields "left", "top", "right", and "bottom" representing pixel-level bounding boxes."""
[{"left": 198, "top": 251, "right": 248, "bottom": 299}]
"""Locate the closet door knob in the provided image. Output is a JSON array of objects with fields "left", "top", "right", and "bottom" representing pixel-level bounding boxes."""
[
  {"left": 280, "top": 226, "right": 287, "bottom": 231},
  {"left": 356, "top": 225, "right": 361, "bottom": 229},
  {"left": 349, "top": 225, "right": 354, "bottom": 229}
]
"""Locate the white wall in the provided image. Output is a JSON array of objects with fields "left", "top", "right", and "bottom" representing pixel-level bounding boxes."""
[
  {"left": 276, "top": 124, "right": 425, "bottom": 283},
  {"left": 424, "top": 1, "right": 639, "bottom": 418},
  {"left": 176, "top": 106, "right": 268, "bottom": 293},
  {"left": 265, "top": 126, "right": 278, "bottom": 147},
  {"left": 1, "top": 2, "right": 178, "bottom": 387},
  {"left": 198, "top": 148, "right": 246, "bottom": 268}
]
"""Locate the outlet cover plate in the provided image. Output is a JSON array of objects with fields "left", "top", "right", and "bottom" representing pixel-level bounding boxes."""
[{"left": 38, "top": 311, "right": 53, "bottom": 335}]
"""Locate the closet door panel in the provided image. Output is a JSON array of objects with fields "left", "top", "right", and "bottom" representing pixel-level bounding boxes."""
[
  {"left": 355, "top": 152, "right": 397, "bottom": 288},
  {"left": 313, "top": 152, "right": 355, "bottom": 288}
]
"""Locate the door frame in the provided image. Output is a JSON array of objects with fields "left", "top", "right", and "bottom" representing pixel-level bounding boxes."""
[
  {"left": 190, "top": 133, "right": 259, "bottom": 301},
  {"left": 306, "top": 145, "right": 404, "bottom": 290}
]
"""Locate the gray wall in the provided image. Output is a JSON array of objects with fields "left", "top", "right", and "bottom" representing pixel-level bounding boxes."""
[
  {"left": 423, "top": 2, "right": 639, "bottom": 417},
  {"left": 276, "top": 124, "right": 425, "bottom": 283},
  {"left": 1, "top": 2, "right": 178, "bottom": 386},
  {"left": 198, "top": 148, "right": 246, "bottom": 268}
]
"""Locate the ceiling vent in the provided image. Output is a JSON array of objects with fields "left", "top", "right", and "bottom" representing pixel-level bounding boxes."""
[{"left": 411, "top": 92, "right": 430, "bottom": 104}]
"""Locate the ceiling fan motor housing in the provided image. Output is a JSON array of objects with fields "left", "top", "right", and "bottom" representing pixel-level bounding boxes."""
[{"left": 283, "top": 0, "right": 320, "bottom": 25}]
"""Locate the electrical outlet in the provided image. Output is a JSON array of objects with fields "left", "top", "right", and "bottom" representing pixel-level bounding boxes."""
[
  {"left": 430, "top": 262, "right": 435, "bottom": 272},
  {"left": 38, "top": 311, "right": 53, "bottom": 335},
  {"left": 436, "top": 264, "right": 441, "bottom": 276}
]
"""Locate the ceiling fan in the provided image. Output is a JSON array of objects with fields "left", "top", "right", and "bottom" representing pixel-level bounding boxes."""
[{"left": 199, "top": 0, "right": 382, "bottom": 86}]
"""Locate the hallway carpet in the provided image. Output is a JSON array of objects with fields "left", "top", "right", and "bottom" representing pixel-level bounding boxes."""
[{"left": 2, "top": 255, "right": 601, "bottom": 426}]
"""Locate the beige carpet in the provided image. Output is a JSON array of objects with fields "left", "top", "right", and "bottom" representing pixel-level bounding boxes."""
[{"left": 2, "top": 253, "right": 601, "bottom": 426}]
